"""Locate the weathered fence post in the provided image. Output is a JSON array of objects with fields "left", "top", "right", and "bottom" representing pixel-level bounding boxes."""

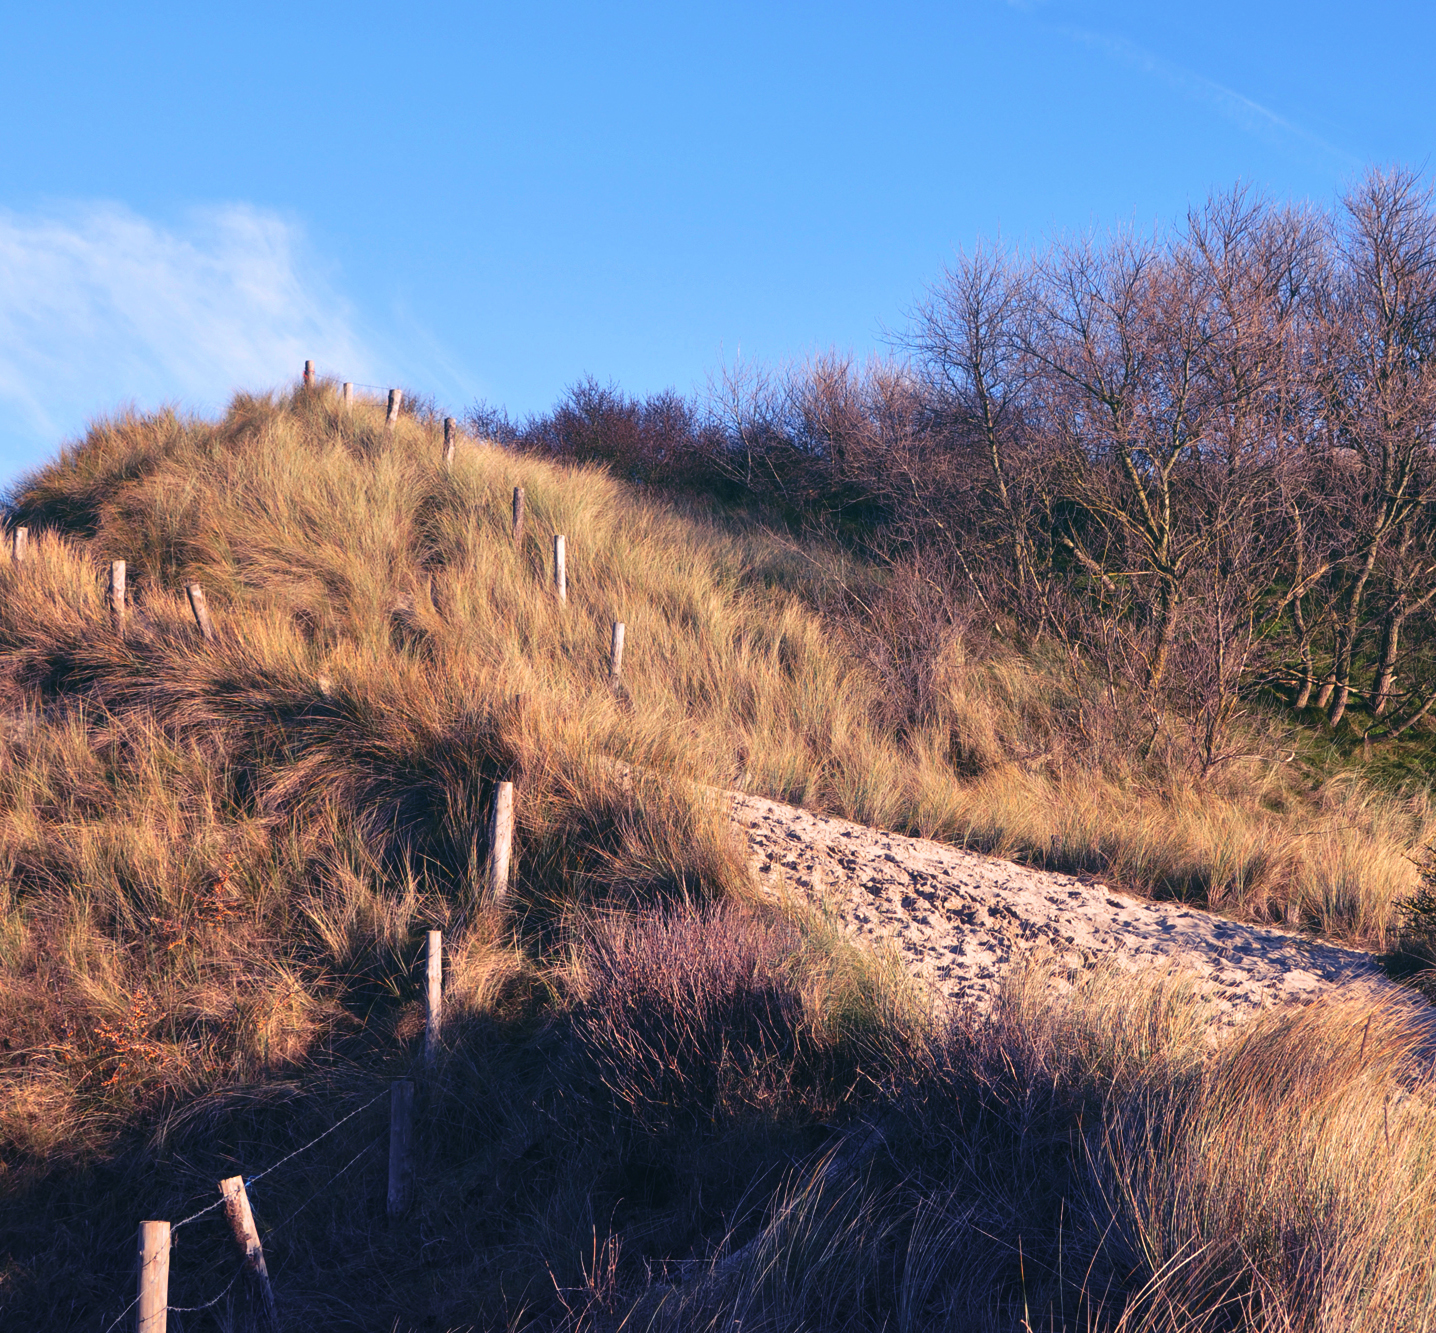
[
  {"left": 512, "top": 487, "right": 525, "bottom": 546},
  {"left": 387, "top": 1079, "right": 415, "bottom": 1217},
  {"left": 609, "top": 621, "right": 625, "bottom": 684},
  {"left": 342, "top": 382, "right": 354, "bottom": 412},
  {"left": 219, "top": 1176, "right": 280, "bottom": 1331},
  {"left": 487, "top": 781, "right": 515, "bottom": 904},
  {"left": 11, "top": 526, "right": 27, "bottom": 564},
  {"left": 385, "top": 389, "right": 403, "bottom": 430},
  {"left": 137, "top": 1220, "right": 170, "bottom": 1333},
  {"left": 553, "top": 535, "right": 567, "bottom": 604},
  {"left": 443, "top": 418, "right": 457, "bottom": 469},
  {"left": 303, "top": 359, "right": 315, "bottom": 387},
  {"left": 109, "top": 561, "right": 127, "bottom": 627},
  {"left": 424, "top": 929, "right": 442, "bottom": 1068},
  {"left": 185, "top": 584, "right": 215, "bottom": 642}
]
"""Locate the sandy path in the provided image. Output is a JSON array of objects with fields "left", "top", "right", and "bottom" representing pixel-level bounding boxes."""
[{"left": 732, "top": 790, "right": 1394, "bottom": 1024}]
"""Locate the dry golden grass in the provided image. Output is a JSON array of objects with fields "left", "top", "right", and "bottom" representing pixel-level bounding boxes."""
[
  {"left": 636, "top": 965, "right": 1436, "bottom": 1333},
  {"left": 2, "top": 383, "right": 1434, "bottom": 1330},
  {"left": 1, "top": 383, "right": 1430, "bottom": 1149}
]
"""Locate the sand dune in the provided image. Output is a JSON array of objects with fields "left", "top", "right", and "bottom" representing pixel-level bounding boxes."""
[{"left": 734, "top": 790, "right": 1395, "bottom": 1024}]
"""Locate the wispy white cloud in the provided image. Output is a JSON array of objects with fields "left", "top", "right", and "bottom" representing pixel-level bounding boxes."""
[
  {"left": 0, "top": 202, "right": 374, "bottom": 478},
  {"left": 1001, "top": 7, "right": 1359, "bottom": 171}
]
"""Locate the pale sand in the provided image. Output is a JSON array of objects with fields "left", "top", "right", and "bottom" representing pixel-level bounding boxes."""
[{"left": 732, "top": 790, "right": 1397, "bottom": 1024}]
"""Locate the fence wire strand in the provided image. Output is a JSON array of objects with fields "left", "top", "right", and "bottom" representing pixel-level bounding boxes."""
[
  {"left": 101, "top": 1292, "right": 140, "bottom": 1333},
  {"left": 169, "top": 1193, "right": 228, "bottom": 1231},
  {"left": 166, "top": 1263, "right": 245, "bottom": 1313},
  {"left": 265, "top": 1136, "right": 382, "bottom": 1237},
  {"left": 99, "top": 1084, "right": 388, "bottom": 1328},
  {"left": 243, "top": 1086, "right": 388, "bottom": 1194}
]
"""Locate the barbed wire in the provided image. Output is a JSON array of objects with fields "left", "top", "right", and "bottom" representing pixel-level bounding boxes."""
[
  {"left": 100, "top": 1292, "right": 140, "bottom": 1333},
  {"left": 99, "top": 1085, "right": 388, "bottom": 1329},
  {"left": 242, "top": 1086, "right": 388, "bottom": 1194},
  {"left": 305, "top": 371, "right": 391, "bottom": 392},
  {"left": 169, "top": 1192, "right": 228, "bottom": 1231},
  {"left": 166, "top": 1263, "right": 245, "bottom": 1313},
  {"left": 264, "top": 1136, "right": 380, "bottom": 1237},
  {"left": 160, "top": 1085, "right": 385, "bottom": 1236}
]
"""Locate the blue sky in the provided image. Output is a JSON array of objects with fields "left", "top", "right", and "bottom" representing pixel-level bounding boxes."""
[{"left": 0, "top": 1, "right": 1429, "bottom": 481}]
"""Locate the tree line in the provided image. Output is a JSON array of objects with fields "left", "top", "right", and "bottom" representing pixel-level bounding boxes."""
[{"left": 469, "top": 167, "right": 1436, "bottom": 765}]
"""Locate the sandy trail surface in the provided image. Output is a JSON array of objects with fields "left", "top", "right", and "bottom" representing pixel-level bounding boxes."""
[{"left": 732, "top": 790, "right": 1396, "bottom": 1025}]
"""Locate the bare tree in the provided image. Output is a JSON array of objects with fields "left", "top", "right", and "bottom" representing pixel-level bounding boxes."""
[
  {"left": 1310, "top": 167, "right": 1436, "bottom": 727},
  {"left": 907, "top": 245, "right": 1042, "bottom": 596},
  {"left": 1019, "top": 227, "right": 1223, "bottom": 693},
  {"left": 694, "top": 168, "right": 1436, "bottom": 761}
]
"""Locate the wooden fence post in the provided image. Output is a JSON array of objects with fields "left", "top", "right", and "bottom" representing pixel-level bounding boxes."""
[
  {"left": 342, "top": 382, "right": 354, "bottom": 412},
  {"left": 443, "top": 418, "right": 457, "bottom": 469},
  {"left": 512, "top": 487, "right": 525, "bottom": 546},
  {"left": 553, "top": 535, "right": 567, "bottom": 604},
  {"left": 487, "top": 781, "right": 515, "bottom": 904},
  {"left": 185, "top": 584, "right": 215, "bottom": 642},
  {"left": 609, "top": 621, "right": 625, "bottom": 683},
  {"left": 303, "top": 359, "right": 315, "bottom": 386},
  {"left": 109, "top": 561, "right": 127, "bottom": 627},
  {"left": 137, "top": 1220, "right": 170, "bottom": 1333},
  {"left": 424, "top": 930, "right": 442, "bottom": 1068},
  {"left": 11, "top": 526, "right": 27, "bottom": 564},
  {"left": 387, "top": 1079, "right": 415, "bottom": 1217},
  {"left": 385, "top": 389, "right": 403, "bottom": 430},
  {"left": 218, "top": 1176, "right": 280, "bottom": 1331}
]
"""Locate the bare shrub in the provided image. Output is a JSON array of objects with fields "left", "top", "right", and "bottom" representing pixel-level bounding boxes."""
[
  {"left": 466, "top": 376, "right": 728, "bottom": 493},
  {"left": 570, "top": 905, "right": 808, "bottom": 1131}
]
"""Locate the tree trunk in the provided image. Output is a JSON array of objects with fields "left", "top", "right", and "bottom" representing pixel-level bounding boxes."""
[
  {"left": 1370, "top": 608, "right": 1404, "bottom": 717},
  {"left": 1291, "top": 594, "right": 1315, "bottom": 709},
  {"left": 1328, "top": 673, "right": 1353, "bottom": 727},
  {"left": 1328, "top": 543, "right": 1381, "bottom": 727},
  {"left": 1146, "top": 577, "right": 1178, "bottom": 692},
  {"left": 1314, "top": 665, "right": 1338, "bottom": 711}
]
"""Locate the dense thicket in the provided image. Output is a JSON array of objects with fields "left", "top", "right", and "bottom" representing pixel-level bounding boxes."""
[{"left": 478, "top": 168, "right": 1436, "bottom": 766}]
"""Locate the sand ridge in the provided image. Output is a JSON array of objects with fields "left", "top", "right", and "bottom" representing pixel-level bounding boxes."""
[{"left": 732, "top": 790, "right": 1395, "bottom": 1024}]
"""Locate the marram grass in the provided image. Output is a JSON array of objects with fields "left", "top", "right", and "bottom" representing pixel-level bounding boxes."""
[{"left": 1, "top": 384, "right": 1434, "bottom": 1330}]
